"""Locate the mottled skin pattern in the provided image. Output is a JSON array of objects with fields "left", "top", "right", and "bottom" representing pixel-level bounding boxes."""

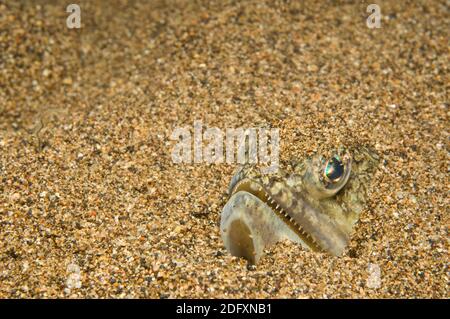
[{"left": 220, "top": 147, "right": 379, "bottom": 264}]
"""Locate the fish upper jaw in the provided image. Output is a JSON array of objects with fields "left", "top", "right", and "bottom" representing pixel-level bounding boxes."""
[{"left": 228, "top": 177, "right": 349, "bottom": 256}]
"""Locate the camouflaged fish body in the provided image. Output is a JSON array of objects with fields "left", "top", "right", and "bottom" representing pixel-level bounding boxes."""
[{"left": 220, "top": 147, "right": 379, "bottom": 264}]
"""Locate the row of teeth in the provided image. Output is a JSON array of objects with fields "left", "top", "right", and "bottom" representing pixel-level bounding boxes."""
[{"left": 252, "top": 184, "right": 323, "bottom": 252}]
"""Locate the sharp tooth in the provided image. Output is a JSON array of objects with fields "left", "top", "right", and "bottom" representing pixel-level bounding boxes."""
[{"left": 275, "top": 204, "right": 280, "bottom": 209}]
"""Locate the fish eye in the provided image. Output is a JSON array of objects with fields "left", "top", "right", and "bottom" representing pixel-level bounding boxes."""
[{"left": 323, "top": 155, "right": 344, "bottom": 183}]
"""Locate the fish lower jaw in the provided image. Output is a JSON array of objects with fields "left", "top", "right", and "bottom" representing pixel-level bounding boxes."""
[{"left": 231, "top": 179, "right": 325, "bottom": 253}]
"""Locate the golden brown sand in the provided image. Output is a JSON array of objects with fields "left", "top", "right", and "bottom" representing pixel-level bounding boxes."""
[{"left": 0, "top": 0, "right": 448, "bottom": 298}]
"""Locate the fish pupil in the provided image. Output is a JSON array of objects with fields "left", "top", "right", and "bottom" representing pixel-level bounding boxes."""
[{"left": 324, "top": 156, "right": 344, "bottom": 182}]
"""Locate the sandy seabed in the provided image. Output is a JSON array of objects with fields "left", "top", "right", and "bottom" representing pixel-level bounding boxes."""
[{"left": 0, "top": 0, "right": 448, "bottom": 298}]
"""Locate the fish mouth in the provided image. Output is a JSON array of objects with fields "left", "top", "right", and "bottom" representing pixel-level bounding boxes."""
[{"left": 230, "top": 179, "right": 324, "bottom": 253}]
